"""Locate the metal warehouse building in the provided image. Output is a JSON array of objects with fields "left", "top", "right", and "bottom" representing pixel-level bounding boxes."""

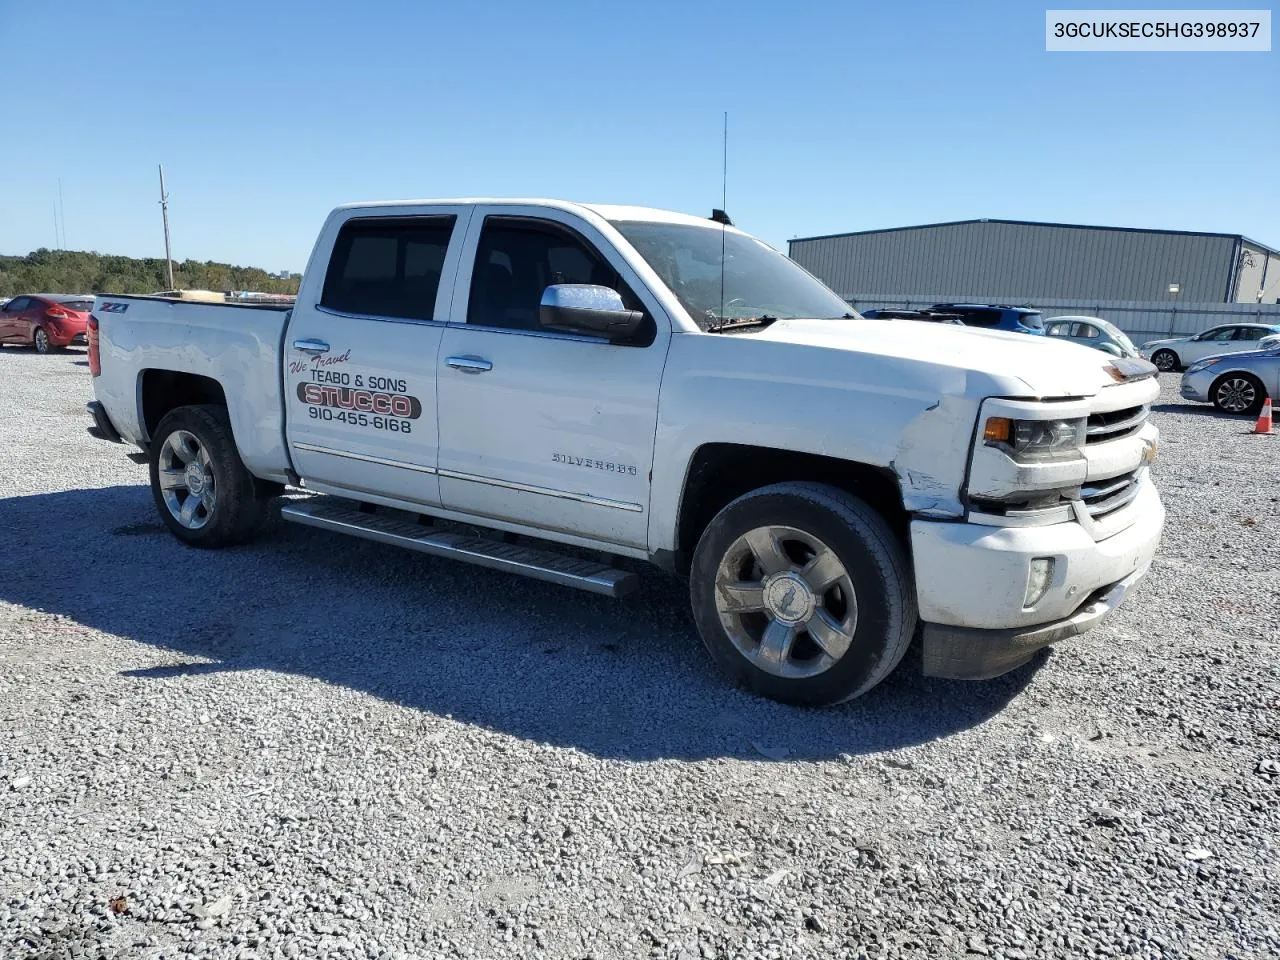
[{"left": 788, "top": 219, "right": 1280, "bottom": 306}]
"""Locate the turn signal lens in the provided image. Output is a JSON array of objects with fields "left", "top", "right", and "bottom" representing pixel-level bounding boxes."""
[{"left": 984, "top": 417, "right": 1013, "bottom": 443}]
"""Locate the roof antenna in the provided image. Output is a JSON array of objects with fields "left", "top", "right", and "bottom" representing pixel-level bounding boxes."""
[{"left": 716, "top": 111, "right": 729, "bottom": 323}]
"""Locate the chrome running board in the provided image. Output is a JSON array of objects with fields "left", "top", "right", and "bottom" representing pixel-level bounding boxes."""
[{"left": 280, "top": 499, "right": 638, "bottom": 598}]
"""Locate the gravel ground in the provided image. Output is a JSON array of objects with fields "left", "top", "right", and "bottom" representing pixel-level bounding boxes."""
[{"left": 1, "top": 348, "right": 1277, "bottom": 960}]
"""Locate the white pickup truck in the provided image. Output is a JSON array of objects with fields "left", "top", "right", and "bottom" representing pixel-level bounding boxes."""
[{"left": 87, "top": 199, "right": 1164, "bottom": 705}]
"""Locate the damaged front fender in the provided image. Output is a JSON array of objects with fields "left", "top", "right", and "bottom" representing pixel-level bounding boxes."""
[{"left": 890, "top": 394, "right": 980, "bottom": 517}]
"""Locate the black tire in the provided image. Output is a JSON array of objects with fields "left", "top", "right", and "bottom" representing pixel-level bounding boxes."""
[
  {"left": 32, "top": 327, "right": 51, "bottom": 354},
  {"left": 689, "top": 481, "right": 917, "bottom": 706},
  {"left": 1210, "top": 372, "right": 1266, "bottom": 416},
  {"left": 1151, "top": 349, "right": 1179, "bottom": 373},
  {"left": 148, "top": 404, "right": 273, "bottom": 548}
]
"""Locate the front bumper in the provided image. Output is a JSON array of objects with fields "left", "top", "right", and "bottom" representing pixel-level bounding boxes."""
[
  {"left": 1179, "top": 369, "right": 1214, "bottom": 402},
  {"left": 911, "top": 475, "right": 1164, "bottom": 677},
  {"left": 921, "top": 560, "right": 1151, "bottom": 679}
]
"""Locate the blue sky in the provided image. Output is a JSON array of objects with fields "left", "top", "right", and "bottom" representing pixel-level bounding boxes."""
[{"left": 1, "top": 1, "right": 1275, "bottom": 271}]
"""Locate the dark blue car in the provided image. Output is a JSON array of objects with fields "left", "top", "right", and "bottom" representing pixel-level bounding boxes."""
[{"left": 930, "top": 303, "right": 1045, "bottom": 336}]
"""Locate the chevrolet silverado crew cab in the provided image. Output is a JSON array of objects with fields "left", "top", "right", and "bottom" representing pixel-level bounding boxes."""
[{"left": 86, "top": 199, "right": 1164, "bottom": 706}]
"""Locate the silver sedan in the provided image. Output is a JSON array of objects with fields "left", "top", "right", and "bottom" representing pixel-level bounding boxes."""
[{"left": 1180, "top": 341, "right": 1280, "bottom": 415}]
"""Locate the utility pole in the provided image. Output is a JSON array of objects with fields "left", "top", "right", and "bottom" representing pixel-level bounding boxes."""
[
  {"left": 58, "top": 178, "right": 66, "bottom": 249},
  {"left": 158, "top": 164, "right": 174, "bottom": 289}
]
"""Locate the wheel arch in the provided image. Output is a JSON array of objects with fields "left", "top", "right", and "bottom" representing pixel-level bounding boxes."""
[
  {"left": 669, "top": 442, "right": 907, "bottom": 576},
  {"left": 137, "top": 369, "right": 228, "bottom": 445}
]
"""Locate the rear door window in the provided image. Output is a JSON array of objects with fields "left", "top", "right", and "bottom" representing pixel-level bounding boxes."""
[
  {"left": 5, "top": 297, "right": 30, "bottom": 312},
  {"left": 1236, "top": 326, "right": 1266, "bottom": 341},
  {"left": 321, "top": 217, "right": 456, "bottom": 321},
  {"left": 1074, "top": 323, "right": 1100, "bottom": 339}
]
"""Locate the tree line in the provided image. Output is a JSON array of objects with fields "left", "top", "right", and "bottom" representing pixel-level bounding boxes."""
[{"left": 0, "top": 248, "right": 301, "bottom": 297}]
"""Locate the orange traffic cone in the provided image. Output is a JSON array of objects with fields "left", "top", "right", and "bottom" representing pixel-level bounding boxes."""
[{"left": 1254, "top": 396, "right": 1274, "bottom": 435}]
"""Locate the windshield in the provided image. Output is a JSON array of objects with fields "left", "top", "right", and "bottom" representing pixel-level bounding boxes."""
[{"left": 610, "top": 220, "right": 855, "bottom": 330}]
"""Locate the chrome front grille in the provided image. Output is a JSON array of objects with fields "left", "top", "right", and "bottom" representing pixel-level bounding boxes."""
[
  {"left": 1080, "top": 470, "right": 1140, "bottom": 518},
  {"left": 1087, "top": 404, "right": 1149, "bottom": 443}
]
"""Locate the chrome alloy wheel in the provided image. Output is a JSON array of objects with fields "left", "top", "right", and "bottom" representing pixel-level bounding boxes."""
[
  {"left": 33, "top": 328, "right": 49, "bottom": 353},
  {"left": 1152, "top": 351, "right": 1177, "bottom": 372},
  {"left": 158, "top": 429, "right": 216, "bottom": 529},
  {"left": 1215, "top": 377, "right": 1257, "bottom": 414},
  {"left": 713, "top": 525, "right": 858, "bottom": 679}
]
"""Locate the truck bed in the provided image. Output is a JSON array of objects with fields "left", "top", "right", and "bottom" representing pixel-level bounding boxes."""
[{"left": 91, "top": 294, "right": 294, "bottom": 482}]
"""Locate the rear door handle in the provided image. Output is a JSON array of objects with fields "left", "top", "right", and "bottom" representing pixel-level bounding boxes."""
[
  {"left": 445, "top": 356, "right": 492, "bottom": 374},
  {"left": 293, "top": 338, "right": 330, "bottom": 354}
]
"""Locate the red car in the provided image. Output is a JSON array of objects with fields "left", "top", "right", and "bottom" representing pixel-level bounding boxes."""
[{"left": 0, "top": 294, "right": 94, "bottom": 353}]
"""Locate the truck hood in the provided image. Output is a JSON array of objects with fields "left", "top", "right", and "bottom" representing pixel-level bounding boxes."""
[{"left": 749, "top": 317, "right": 1128, "bottom": 396}]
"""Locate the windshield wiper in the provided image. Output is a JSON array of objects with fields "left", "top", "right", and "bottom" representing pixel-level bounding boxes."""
[{"left": 706, "top": 314, "right": 780, "bottom": 333}]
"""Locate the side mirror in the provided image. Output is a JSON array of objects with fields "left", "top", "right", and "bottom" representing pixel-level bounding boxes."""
[{"left": 539, "top": 284, "right": 644, "bottom": 342}]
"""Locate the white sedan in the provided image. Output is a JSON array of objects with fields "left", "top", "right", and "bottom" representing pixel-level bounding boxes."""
[{"left": 1141, "top": 323, "right": 1280, "bottom": 372}]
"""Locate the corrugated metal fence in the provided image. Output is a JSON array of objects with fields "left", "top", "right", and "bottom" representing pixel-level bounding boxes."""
[{"left": 845, "top": 293, "right": 1280, "bottom": 345}]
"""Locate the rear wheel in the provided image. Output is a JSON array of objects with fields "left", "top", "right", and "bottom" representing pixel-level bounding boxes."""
[
  {"left": 1151, "top": 349, "right": 1179, "bottom": 372},
  {"left": 32, "top": 327, "right": 50, "bottom": 354},
  {"left": 689, "top": 482, "right": 917, "bottom": 706},
  {"left": 1210, "top": 373, "right": 1266, "bottom": 416},
  {"left": 149, "top": 405, "right": 273, "bottom": 547}
]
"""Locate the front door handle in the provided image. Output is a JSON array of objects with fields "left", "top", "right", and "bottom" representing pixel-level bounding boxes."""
[
  {"left": 293, "top": 338, "right": 330, "bottom": 354},
  {"left": 445, "top": 356, "right": 492, "bottom": 374}
]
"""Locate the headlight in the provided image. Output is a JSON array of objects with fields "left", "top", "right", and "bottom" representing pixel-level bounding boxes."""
[
  {"left": 1185, "top": 357, "right": 1221, "bottom": 375},
  {"left": 983, "top": 416, "right": 1086, "bottom": 462}
]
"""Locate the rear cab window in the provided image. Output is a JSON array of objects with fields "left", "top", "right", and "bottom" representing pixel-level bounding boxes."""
[{"left": 321, "top": 217, "right": 457, "bottom": 321}]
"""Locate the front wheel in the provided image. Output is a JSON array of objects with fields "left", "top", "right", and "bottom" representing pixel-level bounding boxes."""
[
  {"left": 1211, "top": 373, "right": 1266, "bottom": 416},
  {"left": 149, "top": 404, "right": 273, "bottom": 548},
  {"left": 689, "top": 482, "right": 917, "bottom": 706},
  {"left": 1151, "top": 349, "right": 1179, "bottom": 372}
]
